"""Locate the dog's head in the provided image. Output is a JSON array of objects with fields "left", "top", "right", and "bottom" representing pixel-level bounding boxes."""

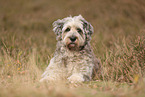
[{"left": 53, "top": 15, "right": 94, "bottom": 51}]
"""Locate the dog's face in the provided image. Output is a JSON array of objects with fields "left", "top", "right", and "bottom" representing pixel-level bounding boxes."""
[
  {"left": 53, "top": 15, "right": 93, "bottom": 51},
  {"left": 61, "top": 19, "right": 85, "bottom": 50}
]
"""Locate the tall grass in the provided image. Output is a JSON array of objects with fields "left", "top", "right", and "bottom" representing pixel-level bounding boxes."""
[{"left": 98, "top": 36, "right": 145, "bottom": 83}]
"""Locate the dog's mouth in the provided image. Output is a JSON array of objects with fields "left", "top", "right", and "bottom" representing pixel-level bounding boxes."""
[{"left": 67, "top": 43, "right": 78, "bottom": 50}]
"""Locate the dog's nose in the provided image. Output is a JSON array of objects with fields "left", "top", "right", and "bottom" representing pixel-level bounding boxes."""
[{"left": 70, "top": 36, "right": 77, "bottom": 42}]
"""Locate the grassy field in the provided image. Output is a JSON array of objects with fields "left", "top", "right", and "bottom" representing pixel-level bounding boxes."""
[{"left": 0, "top": 0, "right": 145, "bottom": 97}]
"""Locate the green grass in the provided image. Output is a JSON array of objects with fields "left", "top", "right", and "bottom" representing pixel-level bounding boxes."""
[{"left": 0, "top": 0, "right": 145, "bottom": 97}]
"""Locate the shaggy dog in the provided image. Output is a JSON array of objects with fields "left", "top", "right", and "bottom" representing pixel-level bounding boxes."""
[{"left": 40, "top": 15, "right": 100, "bottom": 83}]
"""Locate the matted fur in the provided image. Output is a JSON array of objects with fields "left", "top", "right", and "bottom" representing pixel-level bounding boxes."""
[{"left": 40, "top": 15, "right": 100, "bottom": 83}]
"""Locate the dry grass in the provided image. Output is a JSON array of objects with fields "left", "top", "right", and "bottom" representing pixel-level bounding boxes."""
[
  {"left": 0, "top": 0, "right": 145, "bottom": 97},
  {"left": 98, "top": 36, "right": 145, "bottom": 83}
]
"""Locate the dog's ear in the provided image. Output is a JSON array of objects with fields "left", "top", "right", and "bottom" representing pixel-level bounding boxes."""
[
  {"left": 78, "top": 15, "right": 94, "bottom": 41},
  {"left": 82, "top": 20, "right": 94, "bottom": 36},
  {"left": 53, "top": 19, "right": 64, "bottom": 40}
]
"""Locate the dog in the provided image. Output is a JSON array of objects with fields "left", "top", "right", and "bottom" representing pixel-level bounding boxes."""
[{"left": 40, "top": 15, "right": 100, "bottom": 83}]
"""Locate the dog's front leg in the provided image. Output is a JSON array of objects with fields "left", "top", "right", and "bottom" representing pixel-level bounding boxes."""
[{"left": 40, "top": 57, "right": 61, "bottom": 82}]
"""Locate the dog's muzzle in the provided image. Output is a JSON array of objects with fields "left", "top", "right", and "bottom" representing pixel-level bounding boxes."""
[{"left": 67, "top": 36, "right": 78, "bottom": 50}]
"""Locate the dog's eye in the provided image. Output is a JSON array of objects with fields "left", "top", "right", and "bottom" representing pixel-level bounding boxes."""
[
  {"left": 77, "top": 28, "right": 82, "bottom": 34},
  {"left": 65, "top": 28, "right": 70, "bottom": 32}
]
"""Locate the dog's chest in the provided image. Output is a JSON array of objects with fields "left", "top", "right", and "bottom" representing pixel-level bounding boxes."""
[{"left": 60, "top": 51, "right": 92, "bottom": 74}]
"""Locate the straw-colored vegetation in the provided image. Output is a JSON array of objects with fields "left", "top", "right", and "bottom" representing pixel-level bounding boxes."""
[{"left": 0, "top": 0, "right": 145, "bottom": 97}]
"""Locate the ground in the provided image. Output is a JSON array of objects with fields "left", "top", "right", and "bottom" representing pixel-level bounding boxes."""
[{"left": 0, "top": 0, "right": 145, "bottom": 97}]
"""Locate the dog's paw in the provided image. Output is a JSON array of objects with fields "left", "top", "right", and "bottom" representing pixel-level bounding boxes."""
[{"left": 67, "top": 73, "right": 85, "bottom": 83}]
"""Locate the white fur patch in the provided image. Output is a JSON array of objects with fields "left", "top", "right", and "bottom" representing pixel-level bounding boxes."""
[{"left": 67, "top": 73, "right": 85, "bottom": 83}]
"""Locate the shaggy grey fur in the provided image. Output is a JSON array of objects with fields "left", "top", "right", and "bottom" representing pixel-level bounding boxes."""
[{"left": 40, "top": 15, "right": 100, "bottom": 83}]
